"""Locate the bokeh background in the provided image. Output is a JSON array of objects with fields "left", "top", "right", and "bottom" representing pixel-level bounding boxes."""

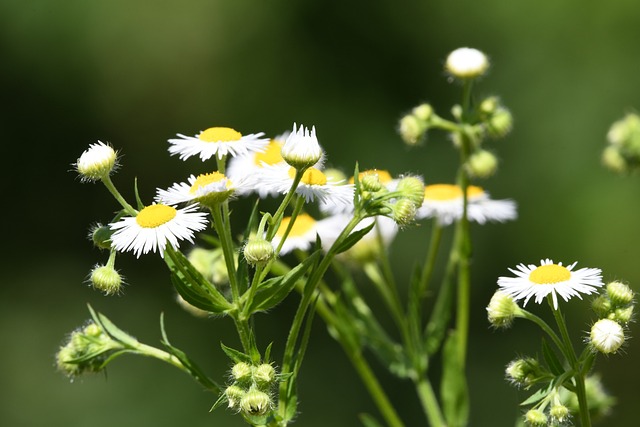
[{"left": 2, "top": 0, "right": 640, "bottom": 426}]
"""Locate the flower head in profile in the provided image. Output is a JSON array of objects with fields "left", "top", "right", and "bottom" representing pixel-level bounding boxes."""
[
  {"left": 168, "top": 126, "right": 268, "bottom": 161},
  {"left": 75, "top": 141, "right": 118, "bottom": 182},
  {"left": 109, "top": 204, "right": 208, "bottom": 258},
  {"left": 497, "top": 259, "right": 604, "bottom": 309},
  {"left": 155, "top": 171, "right": 243, "bottom": 207},
  {"left": 416, "top": 184, "right": 517, "bottom": 226},
  {"left": 280, "top": 123, "right": 324, "bottom": 169},
  {"left": 261, "top": 165, "right": 354, "bottom": 210}
]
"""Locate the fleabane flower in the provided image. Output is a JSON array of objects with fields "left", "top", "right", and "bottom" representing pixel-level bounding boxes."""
[
  {"left": 497, "top": 259, "right": 604, "bottom": 309},
  {"left": 590, "top": 318, "right": 625, "bottom": 354},
  {"left": 272, "top": 213, "right": 319, "bottom": 255},
  {"left": 280, "top": 123, "right": 323, "bottom": 169},
  {"left": 109, "top": 204, "right": 208, "bottom": 258},
  {"left": 168, "top": 126, "right": 268, "bottom": 161},
  {"left": 227, "top": 137, "right": 287, "bottom": 197},
  {"left": 155, "top": 171, "right": 242, "bottom": 207},
  {"left": 262, "top": 165, "right": 354, "bottom": 210},
  {"left": 416, "top": 183, "right": 517, "bottom": 226},
  {"left": 445, "top": 47, "right": 489, "bottom": 79},
  {"left": 75, "top": 141, "right": 118, "bottom": 182}
]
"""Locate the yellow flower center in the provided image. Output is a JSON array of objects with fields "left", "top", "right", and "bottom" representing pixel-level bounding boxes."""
[
  {"left": 198, "top": 127, "right": 242, "bottom": 143},
  {"left": 423, "top": 184, "right": 484, "bottom": 201},
  {"left": 189, "top": 172, "right": 229, "bottom": 194},
  {"left": 529, "top": 264, "right": 571, "bottom": 284},
  {"left": 350, "top": 169, "right": 393, "bottom": 184},
  {"left": 254, "top": 141, "right": 284, "bottom": 166},
  {"left": 288, "top": 167, "right": 327, "bottom": 185},
  {"left": 276, "top": 214, "right": 316, "bottom": 237},
  {"left": 136, "top": 205, "right": 177, "bottom": 228}
]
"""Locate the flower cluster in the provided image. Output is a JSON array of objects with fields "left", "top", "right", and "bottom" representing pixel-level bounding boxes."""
[
  {"left": 602, "top": 112, "right": 640, "bottom": 173},
  {"left": 56, "top": 322, "right": 121, "bottom": 377},
  {"left": 224, "top": 361, "right": 278, "bottom": 417}
]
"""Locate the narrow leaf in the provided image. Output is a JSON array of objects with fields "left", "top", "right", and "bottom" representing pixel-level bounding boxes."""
[
  {"left": 334, "top": 221, "right": 375, "bottom": 254},
  {"left": 220, "top": 342, "right": 252, "bottom": 364},
  {"left": 440, "top": 332, "right": 469, "bottom": 427},
  {"left": 359, "top": 413, "right": 384, "bottom": 427},
  {"left": 541, "top": 337, "right": 565, "bottom": 376}
]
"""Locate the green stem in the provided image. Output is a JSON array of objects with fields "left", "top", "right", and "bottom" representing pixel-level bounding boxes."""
[
  {"left": 417, "top": 220, "right": 444, "bottom": 301},
  {"left": 100, "top": 174, "right": 137, "bottom": 216},
  {"left": 549, "top": 299, "right": 591, "bottom": 427},
  {"left": 266, "top": 169, "right": 305, "bottom": 241},
  {"left": 414, "top": 377, "right": 446, "bottom": 427},
  {"left": 519, "top": 309, "right": 567, "bottom": 360}
]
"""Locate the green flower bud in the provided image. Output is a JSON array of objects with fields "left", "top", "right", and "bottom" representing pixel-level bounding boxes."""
[
  {"left": 395, "top": 176, "right": 425, "bottom": 208},
  {"left": 89, "top": 264, "right": 123, "bottom": 296},
  {"left": 505, "top": 358, "right": 544, "bottom": 388},
  {"left": 602, "top": 146, "right": 628, "bottom": 173},
  {"left": 231, "top": 362, "right": 253, "bottom": 384},
  {"left": 361, "top": 173, "right": 384, "bottom": 192},
  {"left": 412, "top": 103, "right": 433, "bottom": 122},
  {"left": 399, "top": 114, "right": 427, "bottom": 146},
  {"left": 225, "top": 385, "right": 246, "bottom": 410},
  {"left": 479, "top": 97, "right": 499, "bottom": 115},
  {"left": 240, "top": 387, "right": 272, "bottom": 416},
  {"left": 549, "top": 403, "right": 570, "bottom": 424},
  {"left": 253, "top": 363, "right": 277, "bottom": 388},
  {"left": 243, "top": 236, "right": 275, "bottom": 267},
  {"left": 590, "top": 318, "right": 625, "bottom": 354},
  {"left": 466, "top": 149, "right": 498, "bottom": 179},
  {"left": 610, "top": 305, "right": 634, "bottom": 324},
  {"left": 89, "top": 224, "right": 113, "bottom": 250},
  {"left": 486, "top": 107, "right": 513, "bottom": 138},
  {"left": 592, "top": 294, "right": 612, "bottom": 318},
  {"left": 524, "top": 409, "right": 547, "bottom": 426},
  {"left": 606, "top": 281, "right": 634, "bottom": 306},
  {"left": 487, "top": 291, "right": 519, "bottom": 328},
  {"left": 391, "top": 198, "right": 417, "bottom": 227}
]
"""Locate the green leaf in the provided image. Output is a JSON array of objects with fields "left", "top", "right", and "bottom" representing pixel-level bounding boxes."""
[
  {"left": 165, "top": 249, "right": 232, "bottom": 313},
  {"left": 440, "top": 332, "right": 469, "bottom": 427},
  {"left": 246, "top": 250, "right": 321, "bottom": 313},
  {"left": 88, "top": 304, "right": 139, "bottom": 348},
  {"left": 358, "top": 413, "right": 384, "bottom": 427},
  {"left": 334, "top": 221, "right": 375, "bottom": 254},
  {"left": 220, "top": 342, "right": 252, "bottom": 364},
  {"left": 133, "top": 177, "right": 144, "bottom": 210},
  {"left": 541, "top": 337, "right": 565, "bottom": 376},
  {"left": 520, "top": 382, "right": 554, "bottom": 406}
]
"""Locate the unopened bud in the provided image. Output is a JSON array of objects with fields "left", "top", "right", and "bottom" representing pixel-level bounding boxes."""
[
  {"left": 89, "top": 224, "right": 113, "bottom": 250},
  {"left": 75, "top": 141, "right": 118, "bottom": 182},
  {"left": 90, "top": 264, "right": 123, "bottom": 296},
  {"left": 602, "top": 146, "right": 628, "bottom": 173},
  {"left": 240, "top": 387, "right": 272, "bottom": 416},
  {"left": 524, "top": 409, "right": 547, "bottom": 426},
  {"left": 225, "top": 385, "right": 246, "bottom": 410},
  {"left": 445, "top": 47, "right": 489, "bottom": 80},
  {"left": 243, "top": 237, "right": 275, "bottom": 267},
  {"left": 253, "top": 363, "right": 277, "bottom": 387},
  {"left": 590, "top": 318, "right": 625, "bottom": 354},
  {"left": 487, "top": 291, "right": 519, "bottom": 328},
  {"left": 391, "top": 198, "right": 417, "bottom": 226},
  {"left": 412, "top": 103, "right": 433, "bottom": 122},
  {"left": 466, "top": 150, "right": 498, "bottom": 179},
  {"left": 549, "top": 403, "right": 570, "bottom": 424},
  {"left": 395, "top": 176, "right": 425, "bottom": 208},
  {"left": 399, "top": 114, "right": 427, "bottom": 146},
  {"left": 592, "top": 294, "right": 612, "bottom": 318},
  {"left": 231, "top": 362, "right": 253, "bottom": 384},
  {"left": 486, "top": 107, "right": 513, "bottom": 138},
  {"left": 606, "top": 281, "right": 634, "bottom": 306},
  {"left": 610, "top": 305, "right": 634, "bottom": 324},
  {"left": 505, "top": 358, "right": 543, "bottom": 388}
]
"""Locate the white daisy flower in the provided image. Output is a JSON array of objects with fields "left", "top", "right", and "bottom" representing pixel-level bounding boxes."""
[
  {"left": 227, "top": 137, "right": 288, "bottom": 197},
  {"left": 445, "top": 47, "right": 489, "bottom": 79},
  {"left": 110, "top": 203, "right": 208, "bottom": 258},
  {"left": 497, "top": 259, "right": 604, "bottom": 309},
  {"left": 416, "top": 183, "right": 517, "bottom": 226},
  {"left": 272, "top": 213, "right": 319, "bottom": 255},
  {"left": 75, "top": 141, "right": 118, "bottom": 181},
  {"left": 281, "top": 123, "right": 324, "bottom": 169},
  {"left": 155, "top": 171, "right": 244, "bottom": 207},
  {"left": 261, "top": 165, "right": 354, "bottom": 209},
  {"left": 168, "top": 126, "right": 269, "bottom": 161}
]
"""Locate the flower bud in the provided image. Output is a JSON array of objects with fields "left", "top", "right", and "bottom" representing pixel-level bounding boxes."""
[
  {"left": 487, "top": 291, "right": 519, "bottom": 328},
  {"left": 399, "top": 114, "right": 427, "bottom": 146},
  {"left": 281, "top": 123, "right": 323, "bottom": 170},
  {"left": 592, "top": 294, "right": 612, "bottom": 318},
  {"left": 466, "top": 149, "right": 498, "bottom": 179},
  {"left": 89, "top": 224, "right": 113, "bottom": 250},
  {"left": 395, "top": 176, "right": 425, "bottom": 208},
  {"left": 602, "top": 146, "right": 628, "bottom": 173},
  {"left": 549, "top": 403, "right": 570, "bottom": 424},
  {"left": 361, "top": 173, "right": 384, "bottom": 192},
  {"left": 606, "top": 281, "right": 634, "bottom": 306},
  {"left": 524, "top": 409, "right": 547, "bottom": 426},
  {"left": 486, "top": 107, "right": 513, "bottom": 138},
  {"left": 505, "top": 358, "right": 543, "bottom": 388},
  {"left": 243, "top": 236, "right": 275, "bottom": 267},
  {"left": 225, "top": 385, "right": 246, "bottom": 410},
  {"left": 75, "top": 141, "right": 118, "bottom": 182},
  {"left": 231, "top": 362, "right": 253, "bottom": 384},
  {"left": 445, "top": 47, "right": 489, "bottom": 80},
  {"left": 253, "top": 363, "right": 277, "bottom": 387},
  {"left": 391, "top": 198, "right": 417, "bottom": 227},
  {"left": 590, "top": 318, "right": 625, "bottom": 354},
  {"left": 524, "top": 409, "right": 547, "bottom": 427},
  {"left": 89, "top": 264, "right": 123, "bottom": 295},
  {"left": 240, "top": 387, "right": 272, "bottom": 416},
  {"left": 412, "top": 103, "right": 433, "bottom": 122},
  {"left": 610, "top": 305, "right": 634, "bottom": 324},
  {"left": 479, "top": 97, "right": 499, "bottom": 115}
]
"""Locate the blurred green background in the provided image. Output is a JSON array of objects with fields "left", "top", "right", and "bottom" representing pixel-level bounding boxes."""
[{"left": 2, "top": 0, "right": 640, "bottom": 425}]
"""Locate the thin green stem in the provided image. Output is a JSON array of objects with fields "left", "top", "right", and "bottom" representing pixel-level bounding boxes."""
[
  {"left": 518, "top": 309, "right": 567, "bottom": 360},
  {"left": 414, "top": 377, "right": 446, "bottom": 427},
  {"left": 210, "top": 205, "right": 239, "bottom": 302},
  {"left": 266, "top": 169, "right": 305, "bottom": 241},
  {"left": 417, "top": 220, "right": 444, "bottom": 301},
  {"left": 549, "top": 300, "right": 591, "bottom": 427},
  {"left": 100, "top": 174, "right": 137, "bottom": 216}
]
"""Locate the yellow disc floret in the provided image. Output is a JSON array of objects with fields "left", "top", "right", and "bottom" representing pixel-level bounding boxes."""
[
  {"left": 288, "top": 167, "right": 328, "bottom": 186},
  {"left": 189, "top": 172, "right": 230, "bottom": 194},
  {"left": 254, "top": 141, "right": 284, "bottom": 166},
  {"left": 276, "top": 214, "right": 316, "bottom": 238},
  {"left": 423, "top": 184, "right": 484, "bottom": 201},
  {"left": 529, "top": 264, "right": 571, "bottom": 285},
  {"left": 198, "top": 127, "right": 242, "bottom": 142},
  {"left": 136, "top": 205, "right": 177, "bottom": 228}
]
